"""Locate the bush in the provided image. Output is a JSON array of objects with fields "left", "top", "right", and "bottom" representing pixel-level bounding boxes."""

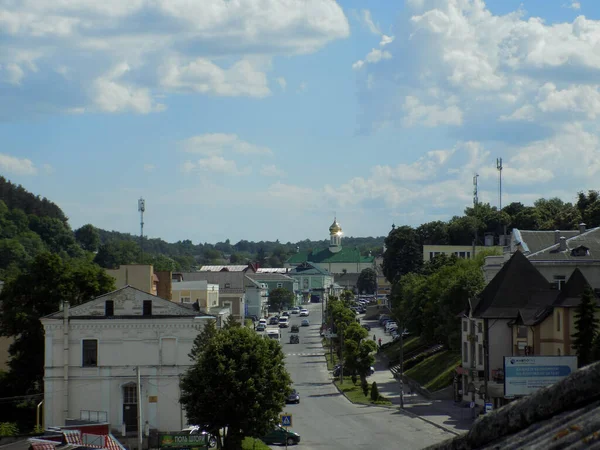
[
  {"left": 351, "top": 374, "right": 357, "bottom": 385},
  {"left": 361, "top": 379, "right": 369, "bottom": 397},
  {"left": 0, "top": 422, "right": 18, "bottom": 437},
  {"left": 370, "top": 382, "right": 379, "bottom": 402}
]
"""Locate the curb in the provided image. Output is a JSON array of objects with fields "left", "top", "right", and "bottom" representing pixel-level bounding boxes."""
[
  {"left": 330, "top": 375, "right": 394, "bottom": 408},
  {"left": 396, "top": 407, "right": 461, "bottom": 436}
]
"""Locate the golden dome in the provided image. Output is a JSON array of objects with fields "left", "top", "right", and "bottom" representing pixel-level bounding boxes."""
[{"left": 329, "top": 218, "right": 342, "bottom": 234}]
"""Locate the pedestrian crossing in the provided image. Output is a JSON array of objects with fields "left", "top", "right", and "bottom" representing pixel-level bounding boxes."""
[{"left": 285, "top": 352, "right": 324, "bottom": 357}]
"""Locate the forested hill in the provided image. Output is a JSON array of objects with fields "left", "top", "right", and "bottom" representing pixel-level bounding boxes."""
[{"left": 0, "top": 176, "right": 67, "bottom": 222}]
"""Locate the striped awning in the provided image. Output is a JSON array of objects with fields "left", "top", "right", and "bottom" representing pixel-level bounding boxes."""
[{"left": 63, "top": 431, "right": 82, "bottom": 446}]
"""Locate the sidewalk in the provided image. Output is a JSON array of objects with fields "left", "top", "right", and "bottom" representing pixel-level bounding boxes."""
[{"left": 363, "top": 317, "right": 474, "bottom": 436}]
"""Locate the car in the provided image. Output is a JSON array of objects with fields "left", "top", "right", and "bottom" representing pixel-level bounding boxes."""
[
  {"left": 279, "top": 317, "right": 289, "bottom": 328},
  {"left": 290, "top": 324, "right": 300, "bottom": 333},
  {"left": 256, "top": 324, "right": 266, "bottom": 332},
  {"left": 269, "top": 317, "right": 279, "bottom": 325},
  {"left": 301, "top": 319, "right": 310, "bottom": 327},
  {"left": 299, "top": 309, "right": 309, "bottom": 316},
  {"left": 182, "top": 426, "right": 217, "bottom": 448},
  {"left": 282, "top": 311, "right": 290, "bottom": 317},
  {"left": 291, "top": 307, "right": 300, "bottom": 314},
  {"left": 286, "top": 389, "right": 300, "bottom": 404},
  {"left": 261, "top": 425, "right": 300, "bottom": 446},
  {"left": 258, "top": 318, "right": 267, "bottom": 327}
]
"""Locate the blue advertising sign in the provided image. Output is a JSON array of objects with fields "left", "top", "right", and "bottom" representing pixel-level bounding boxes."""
[{"left": 503, "top": 356, "right": 577, "bottom": 396}]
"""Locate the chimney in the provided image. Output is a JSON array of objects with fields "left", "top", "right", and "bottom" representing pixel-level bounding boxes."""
[
  {"left": 554, "top": 230, "right": 561, "bottom": 244},
  {"left": 579, "top": 223, "right": 587, "bottom": 234},
  {"left": 559, "top": 236, "right": 567, "bottom": 251}
]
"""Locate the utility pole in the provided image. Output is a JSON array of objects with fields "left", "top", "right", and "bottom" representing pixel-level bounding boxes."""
[
  {"left": 496, "top": 158, "right": 503, "bottom": 210},
  {"left": 339, "top": 326, "right": 344, "bottom": 384},
  {"left": 137, "top": 367, "right": 143, "bottom": 450},
  {"left": 138, "top": 198, "right": 145, "bottom": 263},
  {"left": 472, "top": 174, "right": 479, "bottom": 258},
  {"left": 399, "top": 322, "right": 404, "bottom": 408}
]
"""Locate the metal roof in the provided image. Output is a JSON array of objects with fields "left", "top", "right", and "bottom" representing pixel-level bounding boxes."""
[
  {"left": 256, "top": 268, "right": 290, "bottom": 273},
  {"left": 199, "top": 265, "right": 249, "bottom": 272}
]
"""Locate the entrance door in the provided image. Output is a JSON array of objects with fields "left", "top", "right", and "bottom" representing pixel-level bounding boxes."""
[{"left": 123, "top": 384, "right": 138, "bottom": 432}]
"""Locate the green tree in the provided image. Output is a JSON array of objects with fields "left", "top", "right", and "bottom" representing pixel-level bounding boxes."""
[
  {"left": 0, "top": 253, "right": 115, "bottom": 395},
  {"left": 74, "top": 224, "right": 100, "bottom": 252},
  {"left": 416, "top": 221, "right": 450, "bottom": 246},
  {"left": 268, "top": 287, "right": 294, "bottom": 311},
  {"left": 180, "top": 326, "right": 292, "bottom": 449},
  {"left": 572, "top": 286, "right": 600, "bottom": 367},
  {"left": 382, "top": 226, "right": 421, "bottom": 283},
  {"left": 357, "top": 268, "right": 377, "bottom": 295}
]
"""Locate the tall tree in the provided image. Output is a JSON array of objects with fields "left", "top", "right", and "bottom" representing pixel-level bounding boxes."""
[
  {"left": 572, "top": 286, "right": 600, "bottom": 367},
  {"left": 0, "top": 253, "right": 115, "bottom": 394},
  {"left": 268, "top": 288, "right": 294, "bottom": 311},
  {"left": 180, "top": 326, "right": 292, "bottom": 449},
  {"left": 382, "top": 226, "right": 422, "bottom": 283},
  {"left": 357, "top": 268, "right": 377, "bottom": 295},
  {"left": 74, "top": 224, "right": 100, "bottom": 252}
]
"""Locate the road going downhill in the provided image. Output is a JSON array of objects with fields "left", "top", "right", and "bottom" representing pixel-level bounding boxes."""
[{"left": 268, "top": 302, "right": 451, "bottom": 449}]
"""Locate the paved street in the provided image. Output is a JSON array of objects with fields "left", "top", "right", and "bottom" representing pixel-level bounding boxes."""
[{"left": 267, "top": 303, "right": 452, "bottom": 449}]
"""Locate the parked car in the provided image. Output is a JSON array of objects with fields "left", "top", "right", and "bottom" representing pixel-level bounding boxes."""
[
  {"left": 286, "top": 389, "right": 300, "bottom": 404},
  {"left": 299, "top": 309, "right": 309, "bottom": 316},
  {"left": 181, "top": 426, "right": 217, "bottom": 448},
  {"left": 256, "top": 324, "right": 266, "bottom": 332},
  {"left": 261, "top": 426, "right": 300, "bottom": 446},
  {"left": 301, "top": 319, "right": 310, "bottom": 327}
]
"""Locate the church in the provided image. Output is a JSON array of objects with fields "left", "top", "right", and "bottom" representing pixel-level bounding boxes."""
[{"left": 284, "top": 218, "right": 376, "bottom": 274}]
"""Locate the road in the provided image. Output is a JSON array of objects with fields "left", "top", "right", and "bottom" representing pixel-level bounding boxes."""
[{"left": 268, "top": 302, "right": 451, "bottom": 449}]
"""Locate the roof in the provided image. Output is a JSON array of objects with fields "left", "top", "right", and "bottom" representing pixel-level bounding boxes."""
[
  {"left": 288, "top": 262, "right": 332, "bottom": 276},
  {"left": 42, "top": 286, "right": 207, "bottom": 320},
  {"left": 333, "top": 272, "right": 360, "bottom": 287},
  {"left": 472, "top": 251, "right": 556, "bottom": 319},
  {"left": 176, "top": 271, "right": 246, "bottom": 289},
  {"left": 516, "top": 227, "right": 600, "bottom": 261},
  {"left": 553, "top": 268, "right": 600, "bottom": 308},
  {"left": 256, "top": 268, "right": 290, "bottom": 273},
  {"left": 425, "top": 360, "right": 600, "bottom": 450},
  {"left": 245, "top": 273, "right": 295, "bottom": 282},
  {"left": 171, "top": 280, "right": 218, "bottom": 290},
  {"left": 199, "top": 265, "right": 253, "bottom": 272},
  {"left": 286, "top": 247, "right": 375, "bottom": 265}
]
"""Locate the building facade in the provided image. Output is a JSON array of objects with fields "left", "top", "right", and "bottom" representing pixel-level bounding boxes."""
[
  {"left": 171, "top": 280, "right": 219, "bottom": 312},
  {"left": 285, "top": 218, "right": 375, "bottom": 273},
  {"left": 423, "top": 244, "right": 503, "bottom": 262},
  {"left": 105, "top": 265, "right": 172, "bottom": 300},
  {"left": 287, "top": 262, "right": 334, "bottom": 302},
  {"left": 244, "top": 277, "right": 269, "bottom": 318},
  {"left": 41, "top": 286, "right": 213, "bottom": 432}
]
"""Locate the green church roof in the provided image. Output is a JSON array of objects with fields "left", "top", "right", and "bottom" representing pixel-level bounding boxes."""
[{"left": 286, "top": 247, "right": 375, "bottom": 265}]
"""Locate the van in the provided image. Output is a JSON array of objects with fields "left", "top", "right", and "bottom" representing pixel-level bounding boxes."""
[
  {"left": 266, "top": 329, "right": 281, "bottom": 341},
  {"left": 278, "top": 317, "right": 289, "bottom": 328}
]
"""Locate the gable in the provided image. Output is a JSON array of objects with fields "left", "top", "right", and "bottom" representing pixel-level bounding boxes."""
[{"left": 45, "top": 286, "right": 199, "bottom": 319}]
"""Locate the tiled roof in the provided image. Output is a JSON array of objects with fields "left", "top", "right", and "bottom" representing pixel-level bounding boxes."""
[
  {"left": 286, "top": 247, "right": 375, "bottom": 264},
  {"left": 472, "top": 251, "right": 556, "bottom": 319},
  {"left": 518, "top": 227, "right": 600, "bottom": 261},
  {"left": 426, "top": 361, "right": 600, "bottom": 450}
]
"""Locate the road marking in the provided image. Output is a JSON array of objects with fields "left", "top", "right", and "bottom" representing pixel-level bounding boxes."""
[{"left": 285, "top": 352, "right": 325, "bottom": 356}]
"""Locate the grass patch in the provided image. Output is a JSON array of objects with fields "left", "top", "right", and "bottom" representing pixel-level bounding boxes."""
[
  {"left": 333, "top": 377, "right": 392, "bottom": 406},
  {"left": 322, "top": 338, "right": 339, "bottom": 370},
  {"left": 404, "top": 350, "right": 461, "bottom": 391},
  {"left": 242, "top": 437, "right": 270, "bottom": 449},
  {"left": 382, "top": 336, "right": 420, "bottom": 360}
]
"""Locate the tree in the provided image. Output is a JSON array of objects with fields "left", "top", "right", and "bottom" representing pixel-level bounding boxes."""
[
  {"left": 268, "top": 287, "right": 294, "bottom": 311},
  {"left": 370, "top": 382, "right": 379, "bottom": 402},
  {"left": 382, "top": 226, "right": 422, "bottom": 283},
  {"left": 74, "top": 224, "right": 100, "bottom": 252},
  {"left": 357, "top": 268, "right": 377, "bottom": 295},
  {"left": 256, "top": 247, "right": 267, "bottom": 267},
  {"left": 416, "top": 221, "right": 449, "bottom": 246},
  {"left": 180, "top": 326, "right": 292, "bottom": 449},
  {"left": 572, "top": 286, "right": 600, "bottom": 367},
  {"left": 0, "top": 253, "right": 115, "bottom": 395}
]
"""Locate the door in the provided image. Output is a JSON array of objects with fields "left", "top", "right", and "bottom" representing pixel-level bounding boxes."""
[{"left": 123, "top": 384, "right": 138, "bottom": 432}]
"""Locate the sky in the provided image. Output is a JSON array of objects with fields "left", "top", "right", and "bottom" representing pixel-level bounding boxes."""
[{"left": 2, "top": 0, "right": 600, "bottom": 244}]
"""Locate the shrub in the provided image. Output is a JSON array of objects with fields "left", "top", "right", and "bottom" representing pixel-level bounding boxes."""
[
  {"left": 0, "top": 422, "right": 19, "bottom": 437},
  {"left": 370, "top": 382, "right": 379, "bottom": 402},
  {"left": 361, "top": 379, "right": 369, "bottom": 397},
  {"left": 351, "top": 374, "right": 357, "bottom": 385}
]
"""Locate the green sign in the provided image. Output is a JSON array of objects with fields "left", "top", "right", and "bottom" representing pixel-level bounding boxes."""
[{"left": 159, "top": 433, "right": 208, "bottom": 449}]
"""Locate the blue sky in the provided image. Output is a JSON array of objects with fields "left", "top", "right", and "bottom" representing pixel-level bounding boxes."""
[{"left": 2, "top": 0, "right": 600, "bottom": 244}]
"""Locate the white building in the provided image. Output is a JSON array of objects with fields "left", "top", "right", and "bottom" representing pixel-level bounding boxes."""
[
  {"left": 244, "top": 277, "right": 268, "bottom": 318},
  {"left": 41, "top": 286, "right": 214, "bottom": 433}
]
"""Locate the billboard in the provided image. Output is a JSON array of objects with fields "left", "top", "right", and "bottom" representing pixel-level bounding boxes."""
[{"left": 504, "top": 356, "right": 578, "bottom": 397}]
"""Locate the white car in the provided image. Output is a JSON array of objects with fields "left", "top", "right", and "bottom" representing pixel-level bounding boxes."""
[
  {"left": 299, "top": 309, "right": 309, "bottom": 317},
  {"left": 385, "top": 322, "right": 398, "bottom": 332}
]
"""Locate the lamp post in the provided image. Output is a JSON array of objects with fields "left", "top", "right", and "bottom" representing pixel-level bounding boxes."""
[{"left": 399, "top": 322, "right": 404, "bottom": 408}]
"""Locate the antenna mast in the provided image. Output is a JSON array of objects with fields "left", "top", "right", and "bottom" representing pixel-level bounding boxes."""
[
  {"left": 473, "top": 174, "right": 479, "bottom": 257},
  {"left": 496, "top": 158, "right": 503, "bottom": 210},
  {"left": 138, "top": 197, "right": 145, "bottom": 262}
]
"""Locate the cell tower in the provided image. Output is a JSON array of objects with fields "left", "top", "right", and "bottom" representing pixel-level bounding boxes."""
[
  {"left": 138, "top": 197, "right": 145, "bottom": 262},
  {"left": 496, "top": 157, "right": 503, "bottom": 210},
  {"left": 473, "top": 174, "right": 479, "bottom": 257}
]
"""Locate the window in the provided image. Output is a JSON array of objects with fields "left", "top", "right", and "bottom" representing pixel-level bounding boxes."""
[
  {"left": 463, "top": 342, "right": 468, "bottom": 363},
  {"left": 517, "top": 326, "right": 528, "bottom": 339},
  {"left": 462, "top": 320, "right": 468, "bottom": 332},
  {"left": 123, "top": 385, "right": 137, "bottom": 404},
  {"left": 143, "top": 300, "right": 152, "bottom": 316},
  {"left": 105, "top": 300, "right": 114, "bottom": 317},
  {"left": 224, "top": 283, "right": 231, "bottom": 289},
  {"left": 477, "top": 321, "right": 483, "bottom": 333},
  {"left": 469, "top": 320, "right": 475, "bottom": 334},
  {"left": 180, "top": 296, "right": 191, "bottom": 304},
  {"left": 277, "top": 283, "right": 283, "bottom": 288},
  {"left": 459, "top": 252, "right": 466, "bottom": 258},
  {"left": 556, "top": 311, "right": 561, "bottom": 332},
  {"left": 303, "top": 279, "right": 309, "bottom": 289},
  {"left": 82, "top": 340, "right": 98, "bottom": 367},
  {"left": 478, "top": 344, "right": 483, "bottom": 365},
  {"left": 553, "top": 275, "right": 566, "bottom": 290}
]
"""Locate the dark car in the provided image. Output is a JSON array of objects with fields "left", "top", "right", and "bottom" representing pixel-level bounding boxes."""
[
  {"left": 361, "top": 324, "right": 371, "bottom": 331},
  {"left": 286, "top": 389, "right": 300, "bottom": 404},
  {"left": 269, "top": 317, "right": 279, "bottom": 325},
  {"left": 261, "top": 426, "right": 300, "bottom": 446}
]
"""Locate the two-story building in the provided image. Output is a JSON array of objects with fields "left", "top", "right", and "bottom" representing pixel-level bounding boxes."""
[
  {"left": 170, "top": 280, "right": 219, "bottom": 312},
  {"left": 245, "top": 272, "right": 300, "bottom": 309},
  {"left": 41, "top": 286, "right": 214, "bottom": 432},
  {"left": 105, "top": 265, "right": 172, "bottom": 300},
  {"left": 287, "top": 262, "right": 334, "bottom": 303}
]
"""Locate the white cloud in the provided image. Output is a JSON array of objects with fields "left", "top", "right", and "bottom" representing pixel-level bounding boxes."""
[
  {"left": 183, "top": 134, "right": 272, "bottom": 156},
  {"left": 260, "top": 164, "right": 286, "bottom": 177},
  {"left": 537, "top": 83, "right": 600, "bottom": 119},
  {"left": 276, "top": 77, "right": 287, "bottom": 90},
  {"left": 361, "top": 9, "right": 382, "bottom": 35},
  {"left": 0, "top": 153, "right": 38, "bottom": 175},
  {"left": 569, "top": 1, "right": 581, "bottom": 10},
  {"left": 0, "top": 0, "right": 349, "bottom": 115},
  {"left": 402, "top": 96, "right": 463, "bottom": 127},
  {"left": 93, "top": 63, "right": 165, "bottom": 114},
  {"left": 353, "top": 10, "right": 394, "bottom": 70},
  {"left": 190, "top": 156, "right": 251, "bottom": 176}
]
